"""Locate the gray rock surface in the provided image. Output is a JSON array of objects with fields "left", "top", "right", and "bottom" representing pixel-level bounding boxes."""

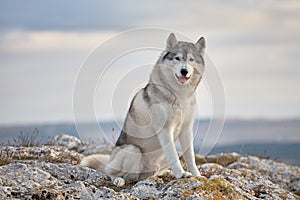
[
  {"left": 52, "top": 134, "right": 83, "bottom": 151},
  {"left": 0, "top": 145, "right": 83, "bottom": 165},
  {"left": 0, "top": 135, "right": 299, "bottom": 199},
  {"left": 52, "top": 134, "right": 113, "bottom": 155}
]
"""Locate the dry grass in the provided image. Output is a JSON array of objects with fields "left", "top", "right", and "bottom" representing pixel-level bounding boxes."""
[{"left": 6, "top": 128, "right": 45, "bottom": 147}]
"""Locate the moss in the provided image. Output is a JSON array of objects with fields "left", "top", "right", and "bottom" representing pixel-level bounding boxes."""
[
  {"left": 0, "top": 159, "right": 11, "bottom": 166},
  {"left": 0, "top": 146, "right": 83, "bottom": 166},
  {"left": 199, "top": 178, "right": 233, "bottom": 194},
  {"left": 182, "top": 177, "right": 242, "bottom": 200},
  {"left": 195, "top": 154, "right": 239, "bottom": 166},
  {"left": 157, "top": 172, "right": 176, "bottom": 183},
  {"left": 0, "top": 147, "right": 13, "bottom": 166}
]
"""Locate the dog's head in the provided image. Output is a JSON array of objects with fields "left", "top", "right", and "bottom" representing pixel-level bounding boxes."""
[{"left": 159, "top": 33, "right": 205, "bottom": 88}]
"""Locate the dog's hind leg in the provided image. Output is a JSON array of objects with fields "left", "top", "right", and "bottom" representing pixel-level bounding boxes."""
[
  {"left": 105, "top": 145, "right": 144, "bottom": 187},
  {"left": 80, "top": 154, "right": 110, "bottom": 172}
]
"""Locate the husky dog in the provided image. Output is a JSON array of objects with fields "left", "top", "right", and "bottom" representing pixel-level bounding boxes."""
[{"left": 81, "top": 33, "right": 206, "bottom": 187}]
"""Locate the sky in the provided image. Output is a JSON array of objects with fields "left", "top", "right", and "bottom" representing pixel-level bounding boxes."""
[{"left": 0, "top": 0, "right": 300, "bottom": 125}]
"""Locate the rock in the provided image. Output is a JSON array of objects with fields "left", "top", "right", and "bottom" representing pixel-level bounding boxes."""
[
  {"left": 0, "top": 145, "right": 83, "bottom": 165},
  {"left": 162, "top": 177, "right": 248, "bottom": 199},
  {"left": 80, "top": 143, "right": 113, "bottom": 156},
  {"left": 199, "top": 158, "right": 300, "bottom": 199},
  {"left": 228, "top": 155, "right": 300, "bottom": 197},
  {"left": 52, "top": 133, "right": 113, "bottom": 155},
  {"left": 52, "top": 134, "right": 83, "bottom": 151},
  {"left": 123, "top": 178, "right": 164, "bottom": 199},
  {"left": 0, "top": 140, "right": 299, "bottom": 199},
  {"left": 195, "top": 152, "right": 240, "bottom": 166},
  {"left": 0, "top": 161, "right": 111, "bottom": 199}
]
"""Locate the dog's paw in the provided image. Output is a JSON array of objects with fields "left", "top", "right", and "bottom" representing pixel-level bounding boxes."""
[
  {"left": 113, "top": 177, "right": 125, "bottom": 187},
  {"left": 177, "top": 171, "right": 192, "bottom": 179},
  {"left": 155, "top": 169, "right": 172, "bottom": 176}
]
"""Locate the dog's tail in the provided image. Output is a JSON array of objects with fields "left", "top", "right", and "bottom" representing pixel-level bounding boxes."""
[{"left": 80, "top": 154, "right": 110, "bottom": 172}]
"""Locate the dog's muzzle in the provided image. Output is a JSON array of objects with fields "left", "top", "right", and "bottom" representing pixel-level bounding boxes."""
[
  {"left": 175, "top": 74, "right": 190, "bottom": 84},
  {"left": 175, "top": 68, "right": 190, "bottom": 84}
]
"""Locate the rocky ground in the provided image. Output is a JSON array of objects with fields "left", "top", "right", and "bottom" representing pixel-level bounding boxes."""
[{"left": 0, "top": 134, "right": 299, "bottom": 199}]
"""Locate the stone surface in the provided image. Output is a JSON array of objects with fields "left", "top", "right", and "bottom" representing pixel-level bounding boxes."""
[
  {"left": 52, "top": 134, "right": 83, "bottom": 151},
  {"left": 0, "top": 145, "right": 83, "bottom": 165},
  {"left": 0, "top": 135, "right": 299, "bottom": 199},
  {"left": 52, "top": 133, "right": 113, "bottom": 155},
  {"left": 79, "top": 143, "right": 113, "bottom": 156}
]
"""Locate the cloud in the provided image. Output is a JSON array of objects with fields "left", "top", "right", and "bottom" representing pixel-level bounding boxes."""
[
  {"left": 0, "top": 31, "right": 116, "bottom": 53},
  {"left": 0, "top": 0, "right": 150, "bottom": 31},
  {"left": 0, "top": 0, "right": 299, "bottom": 33}
]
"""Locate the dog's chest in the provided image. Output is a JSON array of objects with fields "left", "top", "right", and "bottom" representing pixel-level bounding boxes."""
[{"left": 169, "top": 98, "right": 195, "bottom": 136}]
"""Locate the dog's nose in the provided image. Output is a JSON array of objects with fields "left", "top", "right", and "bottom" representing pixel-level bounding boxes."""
[{"left": 180, "top": 68, "right": 188, "bottom": 77}]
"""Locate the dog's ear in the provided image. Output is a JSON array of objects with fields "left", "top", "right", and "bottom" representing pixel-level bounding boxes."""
[
  {"left": 195, "top": 37, "right": 206, "bottom": 56},
  {"left": 166, "top": 33, "right": 178, "bottom": 51}
]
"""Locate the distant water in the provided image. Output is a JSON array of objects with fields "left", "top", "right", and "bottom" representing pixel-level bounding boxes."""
[
  {"left": 0, "top": 119, "right": 299, "bottom": 166},
  {"left": 205, "top": 143, "right": 300, "bottom": 166}
]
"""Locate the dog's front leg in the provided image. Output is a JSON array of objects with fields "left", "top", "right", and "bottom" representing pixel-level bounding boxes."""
[
  {"left": 157, "top": 128, "right": 192, "bottom": 178},
  {"left": 178, "top": 130, "right": 201, "bottom": 176}
]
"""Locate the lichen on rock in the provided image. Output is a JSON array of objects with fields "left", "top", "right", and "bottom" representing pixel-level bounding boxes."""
[{"left": 0, "top": 134, "right": 299, "bottom": 199}]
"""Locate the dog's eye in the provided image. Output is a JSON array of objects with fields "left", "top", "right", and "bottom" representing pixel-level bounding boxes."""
[
  {"left": 189, "top": 58, "right": 194, "bottom": 62},
  {"left": 175, "top": 56, "right": 181, "bottom": 61}
]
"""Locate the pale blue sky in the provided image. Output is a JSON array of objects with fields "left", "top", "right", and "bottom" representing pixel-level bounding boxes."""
[{"left": 0, "top": 0, "right": 300, "bottom": 124}]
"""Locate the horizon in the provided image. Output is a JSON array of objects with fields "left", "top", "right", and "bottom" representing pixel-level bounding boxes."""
[
  {"left": 1, "top": 117, "right": 299, "bottom": 145},
  {"left": 1, "top": 116, "right": 300, "bottom": 127},
  {"left": 0, "top": 118, "right": 299, "bottom": 166},
  {"left": 1, "top": 116, "right": 299, "bottom": 166}
]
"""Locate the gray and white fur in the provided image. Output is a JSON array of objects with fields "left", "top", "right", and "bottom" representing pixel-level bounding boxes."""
[{"left": 80, "top": 33, "right": 206, "bottom": 187}]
